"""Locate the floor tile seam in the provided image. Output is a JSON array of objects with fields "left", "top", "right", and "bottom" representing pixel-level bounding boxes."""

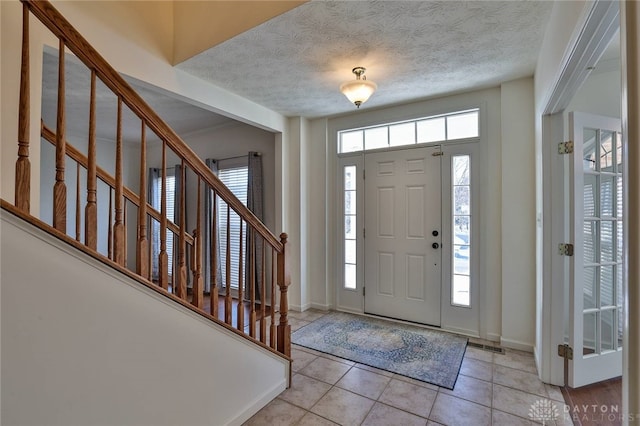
[
  {"left": 291, "top": 405, "right": 335, "bottom": 426},
  {"left": 363, "top": 400, "right": 432, "bottom": 424},
  {"left": 492, "top": 361, "right": 540, "bottom": 375},
  {"left": 308, "top": 385, "right": 378, "bottom": 425},
  {"left": 458, "top": 371, "right": 494, "bottom": 384},
  {"left": 290, "top": 383, "right": 335, "bottom": 423},
  {"left": 436, "top": 386, "right": 494, "bottom": 409},
  {"left": 295, "top": 369, "right": 347, "bottom": 387},
  {"left": 491, "top": 379, "right": 550, "bottom": 399},
  {"left": 491, "top": 407, "right": 544, "bottom": 424}
]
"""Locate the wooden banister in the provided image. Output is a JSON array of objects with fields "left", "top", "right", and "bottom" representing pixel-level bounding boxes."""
[
  {"left": 12, "top": 0, "right": 291, "bottom": 364},
  {"left": 53, "top": 39, "right": 67, "bottom": 233},
  {"left": 41, "top": 122, "right": 194, "bottom": 246},
  {"left": 23, "top": 0, "right": 281, "bottom": 252},
  {"left": 137, "top": 122, "right": 149, "bottom": 279},
  {"left": 277, "top": 233, "right": 291, "bottom": 357},
  {"left": 15, "top": 3, "right": 30, "bottom": 213},
  {"left": 85, "top": 71, "right": 97, "bottom": 250}
]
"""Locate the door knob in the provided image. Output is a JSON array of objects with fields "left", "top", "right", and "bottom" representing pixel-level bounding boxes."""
[{"left": 432, "top": 242, "right": 439, "bottom": 249}]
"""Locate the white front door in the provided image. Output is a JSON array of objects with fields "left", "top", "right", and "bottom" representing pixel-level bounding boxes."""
[
  {"left": 364, "top": 146, "right": 442, "bottom": 326},
  {"left": 568, "top": 111, "right": 623, "bottom": 387}
]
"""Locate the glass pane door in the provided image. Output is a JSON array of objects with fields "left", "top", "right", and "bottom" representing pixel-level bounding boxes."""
[{"left": 569, "top": 111, "right": 623, "bottom": 388}]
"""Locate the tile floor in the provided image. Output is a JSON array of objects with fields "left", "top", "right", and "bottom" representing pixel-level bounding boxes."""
[{"left": 244, "top": 310, "right": 573, "bottom": 426}]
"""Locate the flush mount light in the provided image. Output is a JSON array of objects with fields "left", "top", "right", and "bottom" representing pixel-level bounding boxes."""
[{"left": 340, "top": 67, "right": 377, "bottom": 108}]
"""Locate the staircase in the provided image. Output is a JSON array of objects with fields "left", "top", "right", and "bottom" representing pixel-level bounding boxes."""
[{"left": 2, "top": 0, "right": 291, "bottom": 424}]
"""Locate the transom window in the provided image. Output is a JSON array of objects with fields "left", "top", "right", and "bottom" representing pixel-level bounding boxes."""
[{"left": 338, "top": 109, "right": 479, "bottom": 154}]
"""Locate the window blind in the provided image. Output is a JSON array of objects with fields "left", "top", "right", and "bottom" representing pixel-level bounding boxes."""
[{"left": 218, "top": 166, "right": 249, "bottom": 289}]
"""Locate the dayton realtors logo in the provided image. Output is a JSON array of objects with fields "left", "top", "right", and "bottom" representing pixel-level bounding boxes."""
[
  {"left": 528, "top": 399, "right": 559, "bottom": 424},
  {"left": 530, "top": 399, "right": 638, "bottom": 424}
]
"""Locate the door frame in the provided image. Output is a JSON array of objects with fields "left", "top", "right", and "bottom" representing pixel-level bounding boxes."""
[
  {"left": 539, "top": 1, "right": 621, "bottom": 386},
  {"left": 336, "top": 139, "right": 480, "bottom": 335}
]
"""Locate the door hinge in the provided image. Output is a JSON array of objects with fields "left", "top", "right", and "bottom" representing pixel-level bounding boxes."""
[
  {"left": 558, "top": 140, "right": 574, "bottom": 154},
  {"left": 363, "top": 287, "right": 366, "bottom": 297},
  {"left": 558, "top": 243, "right": 574, "bottom": 256},
  {"left": 363, "top": 228, "right": 366, "bottom": 238},
  {"left": 558, "top": 343, "right": 574, "bottom": 360},
  {"left": 363, "top": 169, "right": 365, "bottom": 180}
]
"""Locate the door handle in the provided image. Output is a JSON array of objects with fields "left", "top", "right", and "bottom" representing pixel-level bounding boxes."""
[{"left": 432, "top": 242, "right": 439, "bottom": 249}]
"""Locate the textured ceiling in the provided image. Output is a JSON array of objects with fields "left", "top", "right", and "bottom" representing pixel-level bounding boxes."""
[
  {"left": 42, "top": 0, "right": 555, "bottom": 142},
  {"left": 177, "top": 0, "right": 554, "bottom": 118}
]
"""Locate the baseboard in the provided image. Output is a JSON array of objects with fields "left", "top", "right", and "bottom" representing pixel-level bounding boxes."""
[
  {"left": 500, "top": 337, "right": 534, "bottom": 353},
  {"left": 336, "top": 305, "right": 363, "bottom": 315},
  {"left": 533, "top": 344, "right": 541, "bottom": 377},
  {"left": 486, "top": 333, "right": 501, "bottom": 343},
  {"left": 442, "top": 325, "right": 480, "bottom": 338},
  {"left": 227, "top": 378, "right": 287, "bottom": 426},
  {"left": 310, "top": 302, "right": 331, "bottom": 311},
  {"left": 290, "top": 302, "right": 311, "bottom": 312}
]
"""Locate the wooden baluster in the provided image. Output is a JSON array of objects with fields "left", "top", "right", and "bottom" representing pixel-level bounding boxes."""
[
  {"left": 113, "top": 98, "right": 124, "bottom": 265},
  {"left": 192, "top": 177, "right": 203, "bottom": 309},
  {"left": 75, "top": 162, "right": 81, "bottom": 241},
  {"left": 177, "top": 161, "right": 187, "bottom": 299},
  {"left": 277, "top": 233, "right": 291, "bottom": 357},
  {"left": 260, "top": 239, "right": 267, "bottom": 343},
  {"left": 210, "top": 190, "right": 219, "bottom": 318},
  {"left": 270, "top": 247, "right": 277, "bottom": 350},
  {"left": 108, "top": 188, "right": 113, "bottom": 259},
  {"left": 136, "top": 122, "right": 149, "bottom": 279},
  {"left": 123, "top": 201, "right": 127, "bottom": 268},
  {"left": 15, "top": 3, "right": 31, "bottom": 213},
  {"left": 159, "top": 141, "right": 169, "bottom": 290},
  {"left": 249, "top": 229, "right": 256, "bottom": 338},
  {"left": 237, "top": 219, "right": 244, "bottom": 332},
  {"left": 53, "top": 40, "right": 67, "bottom": 233},
  {"left": 85, "top": 71, "right": 97, "bottom": 250},
  {"left": 225, "top": 204, "right": 232, "bottom": 325}
]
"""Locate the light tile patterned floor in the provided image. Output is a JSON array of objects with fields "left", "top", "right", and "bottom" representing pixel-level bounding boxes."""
[{"left": 244, "top": 310, "right": 572, "bottom": 426}]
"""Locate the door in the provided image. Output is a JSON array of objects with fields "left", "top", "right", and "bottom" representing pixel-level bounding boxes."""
[
  {"left": 364, "top": 146, "right": 442, "bottom": 326},
  {"left": 569, "top": 111, "right": 623, "bottom": 387}
]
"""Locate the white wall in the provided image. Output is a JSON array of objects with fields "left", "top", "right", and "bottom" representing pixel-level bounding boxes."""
[
  {"left": 566, "top": 64, "right": 621, "bottom": 120},
  {"left": 500, "top": 77, "right": 537, "bottom": 349},
  {"left": 533, "top": 0, "right": 595, "bottom": 382},
  {"left": 1, "top": 210, "right": 288, "bottom": 426},
  {"left": 301, "top": 86, "right": 535, "bottom": 350},
  {"left": 284, "top": 117, "right": 305, "bottom": 311}
]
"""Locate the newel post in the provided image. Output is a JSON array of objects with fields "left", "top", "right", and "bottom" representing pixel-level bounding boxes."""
[{"left": 277, "top": 233, "right": 291, "bottom": 357}]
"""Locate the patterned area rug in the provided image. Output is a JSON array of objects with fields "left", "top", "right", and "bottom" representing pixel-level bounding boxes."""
[{"left": 291, "top": 312, "right": 467, "bottom": 389}]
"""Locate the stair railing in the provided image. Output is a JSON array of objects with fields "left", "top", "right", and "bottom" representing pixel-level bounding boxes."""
[{"left": 9, "top": 0, "right": 291, "bottom": 358}]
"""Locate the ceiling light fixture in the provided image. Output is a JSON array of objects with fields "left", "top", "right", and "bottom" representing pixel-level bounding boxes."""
[{"left": 340, "top": 67, "right": 377, "bottom": 108}]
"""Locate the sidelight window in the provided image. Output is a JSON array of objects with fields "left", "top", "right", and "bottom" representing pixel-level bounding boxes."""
[
  {"left": 452, "top": 155, "right": 471, "bottom": 306},
  {"left": 343, "top": 165, "right": 357, "bottom": 289}
]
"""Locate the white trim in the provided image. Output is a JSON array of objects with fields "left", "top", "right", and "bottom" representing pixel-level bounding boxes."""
[
  {"left": 309, "top": 303, "right": 331, "bottom": 312},
  {"left": 544, "top": 2, "right": 619, "bottom": 115},
  {"left": 486, "top": 333, "right": 502, "bottom": 343},
  {"left": 500, "top": 337, "right": 534, "bottom": 353},
  {"left": 227, "top": 380, "right": 287, "bottom": 426},
  {"left": 539, "top": 0, "right": 621, "bottom": 386}
]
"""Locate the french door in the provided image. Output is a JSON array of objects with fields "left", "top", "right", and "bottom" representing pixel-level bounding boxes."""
[
  {"left": 363, "top": 146, "right": 442, "bottom": 326},
  {"left": 568, "top": 111, "right": 623, "bottom": 387}
]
